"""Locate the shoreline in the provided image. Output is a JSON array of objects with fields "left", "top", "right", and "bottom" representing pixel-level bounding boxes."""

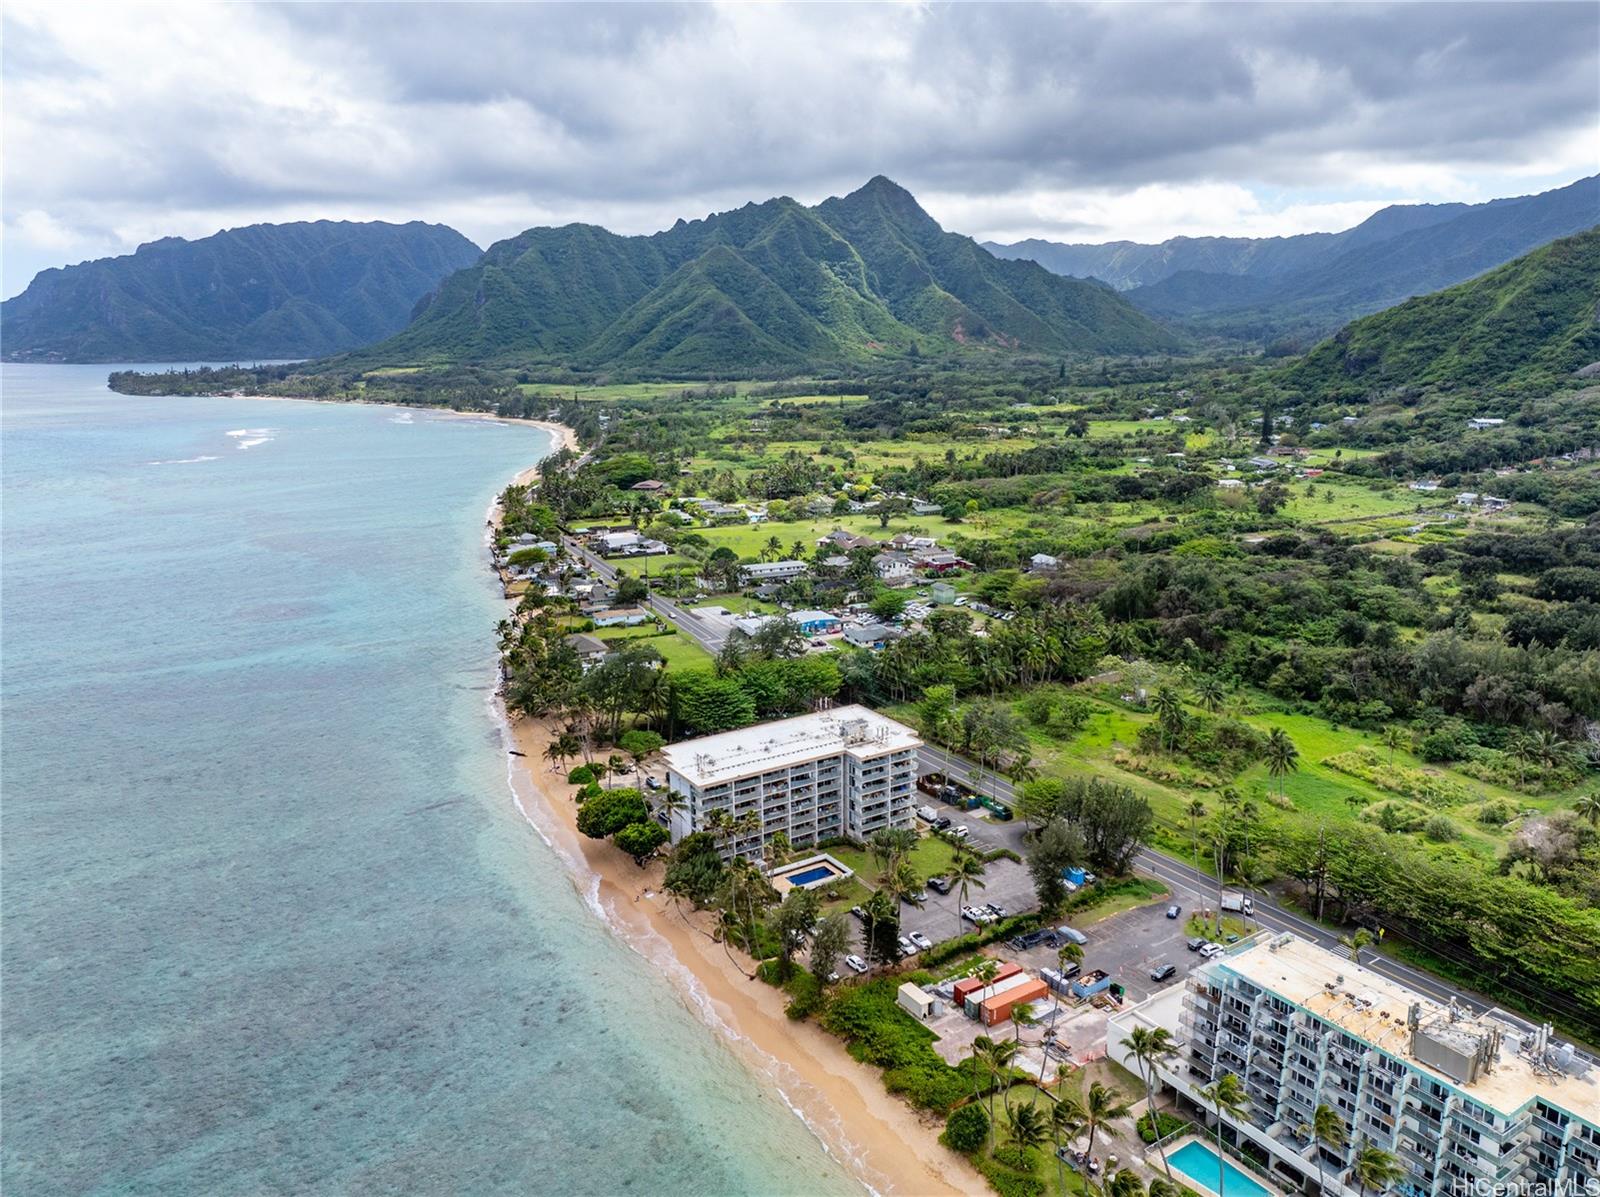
[
  {"left": 497, "top": 714, "right": 986, "bottom": 1197},
  {"left": 151, "top": 390, "right": 581, "bottom": 476},
  {"left": 486, "top": 450, "right": 981, "bottom": 1196}
]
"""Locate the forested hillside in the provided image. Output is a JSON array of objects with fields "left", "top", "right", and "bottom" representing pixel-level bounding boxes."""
[
  {"left": 1284, "top": 229, "right": 1600, "bottom": 397},
  {"left": 351, "top": 177, "right": 1179, "bottom": 374},
  {"left": 1, "top": 221, "right": 482, "bottom": 362}
]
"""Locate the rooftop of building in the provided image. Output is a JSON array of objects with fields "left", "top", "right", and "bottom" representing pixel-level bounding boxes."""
[
  {"left": 1213, "top": 934, "right": 1597, "bottom": 1119},
  {"left": 661, "top": 704, "right": 921, "bottom": 787}
]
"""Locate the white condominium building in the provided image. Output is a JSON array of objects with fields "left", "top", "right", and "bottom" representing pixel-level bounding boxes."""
[
  {"left": 660, "top": 705, "right": 921, "bottom": 858},
  {"left": 1109, "top": 933, "right": 1598, "bottom": 1197}
]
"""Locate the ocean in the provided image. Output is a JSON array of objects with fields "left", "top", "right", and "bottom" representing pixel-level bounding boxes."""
[{"left": 0, "top": 364, "right": 861, "bottom": 1196}]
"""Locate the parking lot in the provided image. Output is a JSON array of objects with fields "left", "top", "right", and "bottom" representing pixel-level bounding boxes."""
[{"left": 895, "top": 849, "right": 1034, "bottom": 947}]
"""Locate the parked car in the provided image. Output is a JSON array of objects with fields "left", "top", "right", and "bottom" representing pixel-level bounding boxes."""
[
  {"left": 1199, "top": 942, "right": 1226, "bottom": 958},
  {"left": 934, "top": 816, "right": 953, "bottom": 831},
  {"left": 928, "top": 876, "right": 952, "bottom": 894},
  {"left": 1186, "top": 936, "right": 1207, "bottom": 952},
  {"left": 985, "top": 903, "right": 1009, "bottom": 919},
  {"left": 909, "top": 889, "right": 929, "bottom": 904},
  {"left": 645, "top": 776, "right": 661, "bottom": 791},
  {"left": 844, "top": 954, "right": 869, "bottom": 974},
  {"left": 951, "top": 826, "right": 970, "bottom": 841},
  {"left": 896, "top": 935, "right": 917, "bottom": 957},
  {"left": 961, "top": 906, "right": 987, "bottom": 925},
  {"left": 1166, "top": 904, "right": 1181, "bottom": 919},
  {"left": 915, "top": 805, "right": 938, "bottom": 823},
  {"left": 849, "top": 905, "right": 867, "bottom": 921},
  {"left": 810, "top": 638, "right": 828, "bottom": 648},
  {"left": 909, "top": 931, "right": 933, "bottom": 951},
  {"left": 1150, "top": 963, "right": 1177, "bottom": 982}
]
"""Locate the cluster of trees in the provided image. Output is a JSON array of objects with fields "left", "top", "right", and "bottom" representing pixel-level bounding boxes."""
[{"left": 1015, "top": 776, "right": 1155, "bottom": 880}]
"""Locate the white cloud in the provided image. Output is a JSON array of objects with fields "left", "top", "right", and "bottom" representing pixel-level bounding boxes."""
[{"left": 3, "top": 0, "right": 1596, "bottom": 296}]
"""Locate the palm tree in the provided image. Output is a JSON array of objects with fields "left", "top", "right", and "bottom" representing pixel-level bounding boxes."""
[
  {"left": 1195, "top": 675, "right": 1227, "bottom": 714},
  {"left": 1186, "top": 798, "right": 1207, "bottom": 866},
  {"left": 653, "top": 788, "right": 687, "bottom": 838},
  {"left": 1006, "top": 1103, "right": 1049, "bottom": 1154},
  {"left": 1050, "top": 1092, "right": 1087, "bottom": 1195},
  {"left": 1380, "top": 725, "right": 1407, "bottom": 765},
  {"left": 1081, "top": 1080, "right": 1132, "bottom": 1157},
  {"left": 760, "top": 534, "right": 782, "bottom": 562},
  {"left": 1121, "top": 1026, "right": 1179, "bottom": 1179},
  {"left": 1148, "top": 1178, "right": 1183, "bottom": 1197},
  {"left": 1264, "top": 727, "right": 1300, "bottom": 799},
  {"left": 1349, "top": 1139, "right": 1404, "bottom": 1197},
  {"left": 1198, "top": 1072, "right": 1249, "bottom": 1197},
  {"left": 974, "top": 1035, "right": 1019, "bottom": 1125},
  {"left": 949, "top": 852, "right": 988, "bottom": 940},
  {"left": 1152, "top": 685, "right": 1184, "bottom": 752},
  {"left": 605, "top": 752, "right": 628, "bottom": 789},
  {"left": 1575, "top": 792, "right": 1600, "bottom": 827},
  {"left": 1312, "top": 1103, "right": 1349, "bottom": 1196},
  {"left": 1010, "top": 1004, "right": 1039, "bottom": 1056},
  {"left": 542, "top": 738, "right": 566, "bottom": 772},
  {"left": 1050, "top": 941, "right": 1085, "bottom": 1027},
  {"left": 1110, "top": 1169, "right": 1147, "bottom": 1197},
  {"left": 1507, "top": 733, "right": 1535, "bottom": 787},
  {"left": 1339, "top": 927, "right": 1374, "bottom": 965}
]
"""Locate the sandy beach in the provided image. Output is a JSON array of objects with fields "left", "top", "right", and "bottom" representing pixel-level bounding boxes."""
[{"left": 500, "top": 714, "right": 986, "bottom": 1197}]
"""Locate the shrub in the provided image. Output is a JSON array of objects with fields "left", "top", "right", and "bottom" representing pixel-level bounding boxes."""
[
  {"left": 783, "top": 971, "right": 824, "bottom": 1021},
  {"left": 942, "top": 1103, "right": 990, "bottom": 1154},
  {"left": 819, "top": 977, "right": 983, "bottom": 1112},
  {"left": 1477, "top": 799, "right": 1514, "bottom": 825},
  {"left": 1137, "top": 1111, "right": 1191, "bottom": 1143},
  {"left": 993, "top": 1145, "right": 1037, "bottom": 1171},
  {"left": 613, "top": 819, "right": 668, "bottom": 864},
  {"left": 1423, "top": 814, "right": 1460, "bottom": 842},
  {"left": 567, "top": 764, "right": 599, "bottom": 784},
  {"left": 971, "top": 1152, "right": 1045, "bottom": 1197},
  {"left": 1324, "top": 748, "right": 1470, "bottom": 806}
]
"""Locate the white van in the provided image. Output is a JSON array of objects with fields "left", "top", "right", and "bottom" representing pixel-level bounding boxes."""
[{"left": 916, "top": 805, "right": 938, "bottom": 823}]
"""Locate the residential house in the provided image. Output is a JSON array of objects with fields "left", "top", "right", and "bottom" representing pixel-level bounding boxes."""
[
  {"left": 929, "top": 582, "right": 957, "bottom": 604},
  {"left": 630, "top": 479, "right": 667, "bottom": 493},
  {"left": 817, "top": 529, "right": 878, "bottom": 552},
  {"left": 564, "top": 632, "right": 610, "bottom": 671},
  {"left": 738, "top": 560, "right": 810, "bottom": 584},
  {"left": 1409, "top": 480, "right": 1441, "bottom": 492},
  {"left": 843, "top": 623, "right": 897, "bottom": 649},
  {"left": 873, "top": 552, "right": 914, "bottom": 586},
  {"left": 1468, "top": 417, "right": 1507, "bottom": 430},
  {"left": 915, "top": 551, "right": 972, "bottom": 575},
  {"left": 1217, "top": 478, "right": 1245, "bottom": 489}
]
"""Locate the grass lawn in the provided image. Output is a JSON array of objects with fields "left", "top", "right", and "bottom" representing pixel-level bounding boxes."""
[{"left": 593, "top": 625, "right": 714, "bottom": 670}]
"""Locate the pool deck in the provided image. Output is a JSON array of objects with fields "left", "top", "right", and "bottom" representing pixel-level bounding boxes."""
[
  {"left": 767, "top": 852, "right": 855, "bottom": 894},
  {"left": 1156, "top": 1134, "right": 1283, "bottom": 1197}
]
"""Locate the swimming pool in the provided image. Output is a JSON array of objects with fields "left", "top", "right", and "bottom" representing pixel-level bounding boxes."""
[
  {"left": 767, "top": 853, "right": 855, "bottom": 892},
  {"left": 785, "top": 865, "right": 838, "bottom": 887},
  {"left": 1166, "top": 1139, "right": 1274, "bottom": 1197}
]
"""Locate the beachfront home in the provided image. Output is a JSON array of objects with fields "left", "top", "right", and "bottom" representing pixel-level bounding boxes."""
[
  {"left": 661, "top": 706, "right": 922, "bottom": 856},
  {"left": 564, "top": 632, "right": 610, "bottom": 671}
]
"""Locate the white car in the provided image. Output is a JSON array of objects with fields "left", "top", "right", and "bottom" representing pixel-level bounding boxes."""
[
  {"left": 954, "top": 596, "right": 969, "bottom": 606},
  {"left": 1199, "top": 942, "right": 1226, "bottom": 959},
  {"left": 844, "top": 954, "right": 869, "bottom": 973},
  {"left": 897, "top": 935, "right": 917, "bottom": 956},
  {"left": 961, "top": 905, "right": 985, "bottom": 925},
  {"left": 909, "top": 931, "right": 933, "bottom": 951},
  {"left": 951, "top": 825, "right": 970, "bottom": 840}
]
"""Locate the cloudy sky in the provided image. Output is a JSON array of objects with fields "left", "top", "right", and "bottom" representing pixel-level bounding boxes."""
[{"left": 4, "top": 1, "right": 1596, "bottom": 297}]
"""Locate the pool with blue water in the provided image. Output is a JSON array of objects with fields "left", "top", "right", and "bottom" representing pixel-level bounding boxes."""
[{"left": 1166, "top": 1139, "right": 1274, "bottom": 1197}]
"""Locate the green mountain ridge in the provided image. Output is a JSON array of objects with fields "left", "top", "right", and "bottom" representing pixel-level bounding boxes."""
[
  {"left": 989, "top": 175, "right": 1598, "bottom": 347},
  {"left": 1282, "top": 228, "right": 1600, "bottom": 397},
  {"left": 349, "top": 177, "right": 1179, "bottom": 372},
  {"left": 2, "top": 221, "right": 483, "bottom": 362}
]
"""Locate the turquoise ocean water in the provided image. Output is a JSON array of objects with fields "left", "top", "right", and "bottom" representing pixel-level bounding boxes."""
[{"left": 1, "top": 365, "right": 860, "bottom": 1195}]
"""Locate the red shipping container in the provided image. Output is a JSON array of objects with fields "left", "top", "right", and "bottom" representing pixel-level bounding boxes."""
[
  {"left": 981, "top": 977, "right": 1049, "bottom": 1026},
  {"left": 953, "top": 961, "right": 1020, "bottom": 1005}
]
